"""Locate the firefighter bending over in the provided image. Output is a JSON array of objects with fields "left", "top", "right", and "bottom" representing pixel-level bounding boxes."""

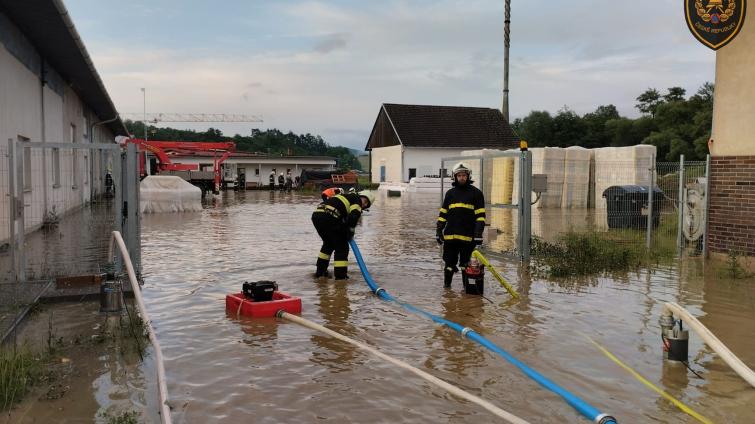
[
  {"left": 312, "top": 190, "right": 375, "bottom": 279},
  {"left": 436, "top": 163, "right": 485, "bottom": 288}
]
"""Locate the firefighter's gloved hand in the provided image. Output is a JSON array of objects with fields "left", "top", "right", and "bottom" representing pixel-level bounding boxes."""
[
  {"left": 436, "top": 228, "right": 444, "bottom": 245},
  {"left": 473, "top": 237, "right": 483, "bottom": 246}
]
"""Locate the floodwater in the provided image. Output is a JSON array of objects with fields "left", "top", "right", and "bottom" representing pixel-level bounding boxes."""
[{"left": 136, "top": 190, "right": 754, "bottom": 423}]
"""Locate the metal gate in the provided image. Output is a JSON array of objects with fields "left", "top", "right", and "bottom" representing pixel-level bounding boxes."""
[
  {"left": 1, "top": 139, "right": 140, "bottom": 340},
  {"left": 441, "top": 150, "right": 532, "bottom": 261}
]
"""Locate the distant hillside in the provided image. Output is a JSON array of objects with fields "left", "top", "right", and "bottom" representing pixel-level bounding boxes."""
[{"left": 123, "top": 120, "right": 362, "bottom": 171}]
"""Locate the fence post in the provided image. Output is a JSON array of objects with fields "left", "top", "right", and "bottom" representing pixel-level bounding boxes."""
[
  {"left": 113, "top": 149, "right": 123, "bottom": 274},
  {"left": 124, "top": 143, "right": 139, "bottom": 274},
  {"left": 646, "top": 154, "right": 655, "bottom": 249},
  {"left": 7, "top": 139, "right": 16, "bottom": 283},
  {"left": 677, "top": 154, "right": 685, "bottom": 254},
  {"left": 439, "top": 159, "right": 444, "bottom": 205},
  {"left": 14, "top": 141, "right": 26, "bottom": 283},
  {"left": 519, "top": 151, "right": 532, "bottom": 262},
  {"left": 703, "top": 154, "right": 711, "bottom": 258}
]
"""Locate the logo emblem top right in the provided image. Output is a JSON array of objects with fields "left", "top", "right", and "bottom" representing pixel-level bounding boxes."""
[{"left": 685, "top": 0, "right": 747, "bottom": 50}]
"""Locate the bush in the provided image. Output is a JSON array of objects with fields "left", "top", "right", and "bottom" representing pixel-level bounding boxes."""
[{"left": 531, "top": 231, "right": 675, "bottom": 278}]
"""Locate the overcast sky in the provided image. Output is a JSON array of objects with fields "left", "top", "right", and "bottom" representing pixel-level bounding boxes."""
[{"left": 67, "top": 0, "right": 715, "bottom": 150}]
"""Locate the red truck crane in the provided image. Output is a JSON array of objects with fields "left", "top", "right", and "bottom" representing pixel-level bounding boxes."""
[{"left": 123, "top": 139, "right": 235, "bottom": 194}]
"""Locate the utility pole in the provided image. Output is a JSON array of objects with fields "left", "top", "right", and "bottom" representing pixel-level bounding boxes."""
[{"left": 502, "top": 0, "right": 511, "bottom": 122}]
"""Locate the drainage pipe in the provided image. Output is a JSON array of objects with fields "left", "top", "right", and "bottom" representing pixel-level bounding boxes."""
[
  {"left": 349, "top": 240, "right": 617, "bottom": 424},
  {"left": 277, "top": 311, "right": 529, "bottom": 423},
  {"left": 110, "top": 231, "right": 172, "bottom": 424},
  {"left": 662, "top": 302, "right": 755, "bottom": 388}
]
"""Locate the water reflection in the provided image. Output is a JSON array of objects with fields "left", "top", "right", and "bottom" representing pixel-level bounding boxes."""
[{"left": 309, "top": 280, "right": 358, "bottom": 373}]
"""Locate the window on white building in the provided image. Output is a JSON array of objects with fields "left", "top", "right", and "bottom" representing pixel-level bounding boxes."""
[
  {"left": 53, "top": 148, "right": 61, "bottom": 187},
  {"left": 20, "top": 136, "right": 31, "bottom": 191},
  {"left": 71, "top": 124, "right": 78, "bottom": 188}
]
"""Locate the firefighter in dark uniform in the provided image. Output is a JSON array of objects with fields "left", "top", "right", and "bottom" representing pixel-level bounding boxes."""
[
  {"left": 312, "top": 190, "right": 375, "bottom": 279},
  {"left": 436, "top": 163, "right": 485, "bottom": 288},
  {"left": 269, "top": 170, "right": 276, "bottom": 190}
]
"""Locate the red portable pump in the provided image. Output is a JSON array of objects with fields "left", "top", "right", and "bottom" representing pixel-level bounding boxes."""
[{"left": 462, "top": 257, "right": 485, "bottom": 295}]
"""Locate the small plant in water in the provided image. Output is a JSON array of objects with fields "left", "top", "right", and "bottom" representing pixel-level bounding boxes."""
[
  {"left": 99, "top": 410, "right": 140, "bottom": 424},
  {"left": 724, "top": 249, "right": 753, "bottom": 279},
  {"left": 0, "top": 347, "right": 41, "bottom": 411}
]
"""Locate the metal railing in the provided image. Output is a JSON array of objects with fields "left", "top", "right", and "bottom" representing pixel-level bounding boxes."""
[{"left": 109, "top": 230, "right": 172, "bottom": 424}]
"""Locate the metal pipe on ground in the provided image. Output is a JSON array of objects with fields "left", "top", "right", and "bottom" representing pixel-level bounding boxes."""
[
  {"left": 276, "top": 311, "right": 529, "bottom": 424},
  {"left": 110, "top": 231, "right": 172, "bottom": 424}
]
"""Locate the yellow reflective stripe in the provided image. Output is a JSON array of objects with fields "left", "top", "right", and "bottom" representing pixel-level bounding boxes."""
[
  {"left": 475, "top": 208, "right": 486, "bottom": 214},
  {"left": 318, "top": 252, "right": 330, "bottom": 260},
  {"left": 437, "top": 217, "right": 447, "bottom": 222},
  {"left": 334, "top": 194, "right": 351, "bottom": 211},
  {"left": 349, "top": 204, "right": 362, "bottom": 213},
  {"left": 333, "top": 261, "right": 349, "bottom": 267},
  {"left": 439, "top": 208, "right": 448, "bottom": 213},
  {"left": 449, "top": 203, "right": 474, "bottom": 210},
  {"left": 476, "top": 217, "right": 486, "bottom": 222},
  {"left": 444, "top": 234, "right": 473, "bottom": 242}
]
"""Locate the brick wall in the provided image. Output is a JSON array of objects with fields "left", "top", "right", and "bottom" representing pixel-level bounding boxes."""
[{"left": 708, "top": 156, "right": 755, "bottom": 256}]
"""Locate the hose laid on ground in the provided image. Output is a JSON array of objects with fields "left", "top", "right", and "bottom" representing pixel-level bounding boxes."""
[
  {"left": 584, "top": 334, "right": 712, "bottom": 424},
  {"left": 349, "top": 240, "right": 617, "bottom": 424},
  {"left": 663, "top": 302, "right": 755, "bottom": 388},
  {"left": 471, "top": 250, "right": 519, "bottom": 298},
  {"left": 277, "top": 311, "right": 529, "bottom": 423},
  {"left": 110, "top": 231, "right": 172, "bottom": 424}
]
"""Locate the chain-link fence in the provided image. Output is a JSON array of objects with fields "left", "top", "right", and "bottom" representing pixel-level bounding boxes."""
[
  {"left": 440, "top": 149, "right": 709, "bottom": 263},
  {"left": 1, "top": 140, "right": 140, "bottom": 342}
]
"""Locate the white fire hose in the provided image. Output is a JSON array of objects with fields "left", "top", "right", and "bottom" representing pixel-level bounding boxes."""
[
  {"left": 662, "top": 302, "right": 755, "bottom": 388},
  {"left": 277, "top": 311, "right": 530, "bottom": 423}
]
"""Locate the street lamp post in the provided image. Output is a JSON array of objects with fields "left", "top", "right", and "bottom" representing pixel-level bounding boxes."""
[
  {"left": 502, "top": 0, "right": 511, "bottom": 122},
  {"left": 141, "top": 87, "right": 147, "bottom": 142}
]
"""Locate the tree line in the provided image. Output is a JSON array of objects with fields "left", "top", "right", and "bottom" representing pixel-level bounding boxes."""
[
  {"left": 511, "top": 82, "right": 714, "bottom": 161},
  {"left": 123, "top": 121, "right": 363, "bottom": 171}
]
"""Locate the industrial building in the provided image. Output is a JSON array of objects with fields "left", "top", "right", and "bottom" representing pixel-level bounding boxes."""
[{"left": 0, "top": 0, "right": 127, "bottom": 242}]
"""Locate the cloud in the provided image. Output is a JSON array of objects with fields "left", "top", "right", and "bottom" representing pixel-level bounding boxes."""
[
  {"left": 312, "top": 33, "right": 349, "bottom": 54},
  {"left": 70, "top": 0, "right": 715, "bottom": 150}
]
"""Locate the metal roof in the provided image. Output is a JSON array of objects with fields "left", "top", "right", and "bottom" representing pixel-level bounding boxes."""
[{"left": 0, "top": 0, "right": 127, "bottom": 136}]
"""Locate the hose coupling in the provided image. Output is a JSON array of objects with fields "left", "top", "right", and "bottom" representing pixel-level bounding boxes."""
[
  {"left": 595, "top": 414, "right": 617, "bottom": 424},
  {"left": 275, "top": 309, "right": 285, "bottom": 319},
  {"left": 461, "top": 327, "right": 472, "bottom": 338},
  {"left": 375, "top": 287, "right": 385, "bottom": 297}
]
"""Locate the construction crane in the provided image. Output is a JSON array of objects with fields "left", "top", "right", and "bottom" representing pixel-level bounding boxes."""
[
  {"left": 119, "top": 113, "right": 263, "bottom": 124},
  {"left": 123, "top": 138, "right": 236, "bottom": 194}
]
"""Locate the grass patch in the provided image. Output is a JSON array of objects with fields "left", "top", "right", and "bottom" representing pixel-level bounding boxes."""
[
  {"left": 531, "top": 230, "right": 677, "bottom": 278},
  {"left": 0, "top": 347, "right": 42, "bottom": 411},
  {"left": 100, "top": 410, "right": 140, "bottom": 424}
]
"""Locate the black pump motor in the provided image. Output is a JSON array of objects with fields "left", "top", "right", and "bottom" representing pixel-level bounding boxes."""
[{"left": 242, "top": 281, "right": 278, "bottom": 302}]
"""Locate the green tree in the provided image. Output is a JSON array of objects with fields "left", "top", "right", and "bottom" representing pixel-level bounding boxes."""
[
  {"left": 636, "top": 88, "right": 663, "bottom": 117},
  {"left": 663, "top": 86, "right": 687, "bottom": 102}
]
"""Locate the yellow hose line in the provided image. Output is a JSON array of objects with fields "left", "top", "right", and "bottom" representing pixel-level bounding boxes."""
[
  {"left": 472, "top": 250, "right": 519, "bottom": 298},
  {"left": 585, "top": 335, "right": 713, "bottom": 424}
]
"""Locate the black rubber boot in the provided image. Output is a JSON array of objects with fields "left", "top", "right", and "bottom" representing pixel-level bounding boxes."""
[
  {"left": 461, "top": 270, "right": 470, "bottom": 292},
  {"left": 443, "top": 269, "right": 454, "bottom": 288}
]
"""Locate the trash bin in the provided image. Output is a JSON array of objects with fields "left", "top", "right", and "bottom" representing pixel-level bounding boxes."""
[{"left": 602, "top": 185, "right": 663, "bottom": 229}]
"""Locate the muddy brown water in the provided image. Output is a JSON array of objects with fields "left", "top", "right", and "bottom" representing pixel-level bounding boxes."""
[{"left": 30, "top": 190, "right": 755, "bottom": 423}]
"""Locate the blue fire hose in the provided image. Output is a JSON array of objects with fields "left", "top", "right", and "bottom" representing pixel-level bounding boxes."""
[{"left": 349, "top": 240, "right": 617, "bottom": 424}]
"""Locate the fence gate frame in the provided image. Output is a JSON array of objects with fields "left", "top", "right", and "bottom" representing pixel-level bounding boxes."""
[
  {"left": 5, "top": 138, "right": 140, "bottom": 283},
  {"left": 441, "top": 150, "right": 532, "bottom": 262}
]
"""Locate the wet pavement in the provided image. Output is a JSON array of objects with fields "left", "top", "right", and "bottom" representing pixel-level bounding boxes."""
[
  {"left": 134, "top": 190, "right": 755, "bottom": 422},
  {"left": 48, "top": 190, "right": 755, "bottom": 422}
]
